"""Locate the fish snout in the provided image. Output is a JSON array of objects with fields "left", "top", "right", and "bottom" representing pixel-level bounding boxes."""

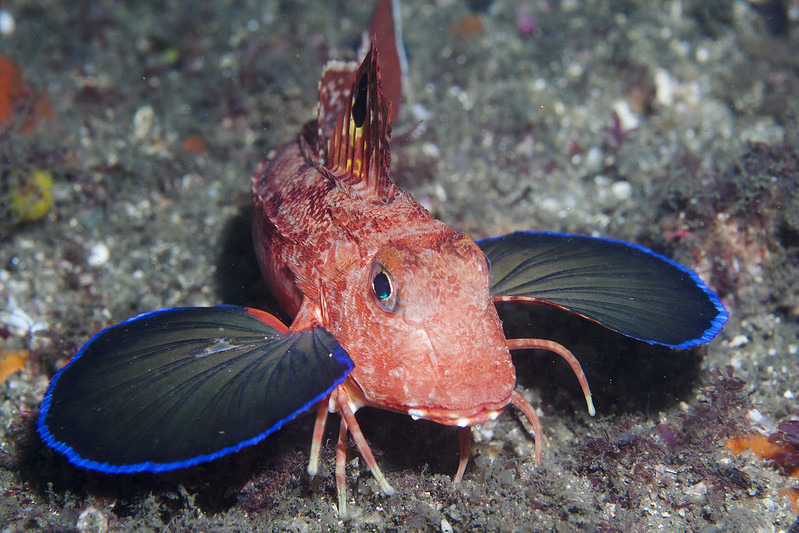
[{"left": 399, "top": 314, "right": 516, "bottom": 426}]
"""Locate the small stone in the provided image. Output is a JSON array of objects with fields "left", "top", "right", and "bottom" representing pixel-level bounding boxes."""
[
  {"left": 441, "top": 518, "right": 453, "bottom": 533},
  {"left": 132, "top": 106, "right": 155, "bottom": 142},
  {"left": 77, "top": 506, "right": 108, "bottom": 533},
  {"left": 654, "top": 68, "right": 675, "bottom": 107},
  {"left": 88, "top": 243, "right": 110, "bottom": 266},
  {"left": 684, "top": 481, "right": 707, "bottom": 503},
  {"left": 610, "top": 181, "right": 632, "bottom": 201},
  {"left": 729, "top": 335, "right": 749, "bottom": 348},
  {"left": 612, "top": 99, "right": 639, "bottom": 130}
]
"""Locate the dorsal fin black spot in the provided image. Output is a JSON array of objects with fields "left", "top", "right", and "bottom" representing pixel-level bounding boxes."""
[{"left": 352, "top": 71, "right": 369, "bottom": 128}]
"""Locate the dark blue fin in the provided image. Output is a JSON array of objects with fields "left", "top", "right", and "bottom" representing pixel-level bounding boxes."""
[
  {"left": 37, "top": 306, "right": 352, "bottom": 473},
  {"left": 477, "top": 231, "right": 728, "bottom": 349}
]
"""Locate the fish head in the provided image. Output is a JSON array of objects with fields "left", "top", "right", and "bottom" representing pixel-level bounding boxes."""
[{"left": 333, "top": 228, "right": 516, "bottom": 427}]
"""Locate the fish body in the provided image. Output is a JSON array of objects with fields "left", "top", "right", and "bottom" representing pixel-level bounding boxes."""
[{"left": 251, "top": 59, "right": 514, "bottom": 426}]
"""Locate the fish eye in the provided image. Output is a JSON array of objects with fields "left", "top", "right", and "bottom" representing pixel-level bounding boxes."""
[{"left": 371, "top": 263, "right": 398, "bottom": 312}]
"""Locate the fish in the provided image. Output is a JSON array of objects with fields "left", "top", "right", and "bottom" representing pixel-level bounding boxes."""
[{"left": 37, "top": 2, "right": 727, "bottom": 518}]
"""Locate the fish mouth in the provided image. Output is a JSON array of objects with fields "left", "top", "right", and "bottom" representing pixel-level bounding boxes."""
[
  {"left": 343, "top": 378, "right": 511, "bottom": 427},
  {"left": 405, "top": 401, "right": 509, "bottom": 427}
]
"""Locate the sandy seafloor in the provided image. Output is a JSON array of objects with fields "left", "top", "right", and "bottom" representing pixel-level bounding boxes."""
[{"left": 1, "top": 0, "right": 799, "bottom": 531}]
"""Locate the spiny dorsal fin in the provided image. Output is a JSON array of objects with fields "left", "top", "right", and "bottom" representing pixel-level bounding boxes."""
[
  {"left": 317, "top": 60, "right": 356, "bottom": 158},
  {"left": 316, "top": 40, "right": 393, "bottom": 203},
  {"left": 364, "top": 0, "right": 407, "bottom": 122}
]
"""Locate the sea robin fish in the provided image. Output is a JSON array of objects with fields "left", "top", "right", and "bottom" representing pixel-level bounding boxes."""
[{"left": 37, "top": 4, "right": 727, "bottom": 518}]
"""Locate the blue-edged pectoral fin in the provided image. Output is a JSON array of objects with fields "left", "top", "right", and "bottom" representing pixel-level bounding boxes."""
[
  {"left": 477, "top": 231, "right": 728, "bottom": 348},
  {"left": 37, "top": 305, "right": 353, "bottom": 473}
]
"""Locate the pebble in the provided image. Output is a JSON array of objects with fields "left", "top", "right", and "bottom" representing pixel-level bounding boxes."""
[
  {"left": 77, "top": 506, "right": 108, "bottom": 533},
  {"left": 611, "top": 180, "right": 632, "bottom": 201},
  {"left": 612, "top": 99, "right": 639, "bottom": 130},
  {"left": 729, "top": 335, "right": 750, "bottom": 348},
  {"left": 88, "top": 243, "right": 110, "bottom": 266},
  {"left": 132, "top": 105, "right": 155, "bottom": 142}
]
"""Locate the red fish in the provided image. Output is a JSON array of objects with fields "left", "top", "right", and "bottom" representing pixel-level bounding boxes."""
[
  {"left": 37, "top": 2, "right": 727, "bottom": 518},
  {"left": 251, "top": 40, "right": 577, "bottom": 514}
]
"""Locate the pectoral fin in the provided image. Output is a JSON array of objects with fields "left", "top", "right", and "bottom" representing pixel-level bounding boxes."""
[
  {"left": 37, "top": 306, "right": 352, "bottom": 473},
  {"left": 478, "top": 231, "right": 727, "bottom": 348}
]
